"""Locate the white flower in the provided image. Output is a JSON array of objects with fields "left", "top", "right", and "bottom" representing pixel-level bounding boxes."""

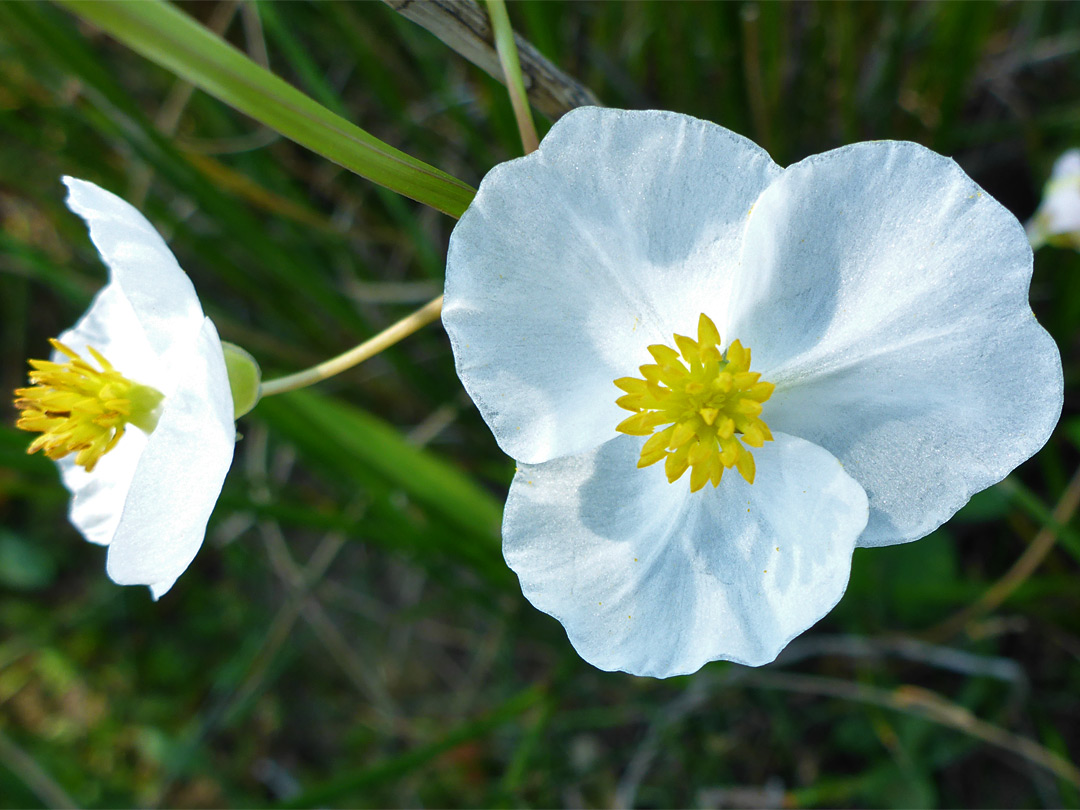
[
  {"left": 1027, "top": 148, "right": 1080, "bottom": 250},
  {"left": 15, "top": 178, "right": 235, "bottom": 598},
  {"left": 442, "top": 108, "right": 1063, "bottom": 678}
]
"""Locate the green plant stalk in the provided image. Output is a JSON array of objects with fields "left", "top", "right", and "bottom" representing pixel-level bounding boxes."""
[
  {"left": 275, "top": 686, "right": 544, "bottom": 808},
  {"left": 57, "top": 0, "right": 477, "bottom": 218},
  {"left": 485, "top": 0, "right": 539, "bottom": 154},
  {"left": 258, "top": 295, "right": 444, "bottom": 396},
  {"left": 254, "top": 389, "right": 505, "bottom": 564}
]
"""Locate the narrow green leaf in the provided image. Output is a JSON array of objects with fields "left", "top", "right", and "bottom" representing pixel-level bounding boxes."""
[
  {"left": 485, "top": 0, "right": 539, "bottom": 154},
  {"left": 2, "top": 2, "right": 377, "bottom": 339},
  {"left": 275, "top": 686, "right": 544, "bottom": 808},
  {"left": 996, "top": 477, "right": 1080, "bottom": 565},
  {"left": 255, "top": 389, "right": 505, "bottom": 572},
  {"left": 57, "top": 0, "right": 476, "bottom": 218}
]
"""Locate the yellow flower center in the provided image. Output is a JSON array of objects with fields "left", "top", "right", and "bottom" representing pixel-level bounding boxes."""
[
  {"left": 14, "top": 339, "right": 164, "bottom": 473},
  {"left": 614, "top": 314, "right": 774, "bottom": 492}
]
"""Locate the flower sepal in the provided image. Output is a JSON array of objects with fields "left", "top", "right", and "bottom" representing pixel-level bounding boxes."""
[{"left": 221, "top": 341, "right": 261, "bottom": 419}]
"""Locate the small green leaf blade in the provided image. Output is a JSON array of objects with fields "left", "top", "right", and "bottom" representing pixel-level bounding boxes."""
[
  {"left": 255, "top": 389, "right": 505, "bottom": 577},
  {"left": 57, "top": 0, "right": 476, "bottom": 218}
]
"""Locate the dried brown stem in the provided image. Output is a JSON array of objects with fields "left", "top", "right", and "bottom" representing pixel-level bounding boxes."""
[
  {"left": 746, "top": 671, "right": 1080, "bottom": 789},
  {"left": 383, "top": 0, "right": 601, "bottom": 120},
  {"left": 927, "top": 463, "right": 1080, "bottom": 642}
]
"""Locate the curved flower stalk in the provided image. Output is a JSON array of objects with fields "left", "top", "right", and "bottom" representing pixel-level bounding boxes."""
[
  {"left": 1027, "top": 148, "right": 1080, "bottom": 250},
  {"left": 443, "top": 108, "right": 1063, "bottom": 678},
  {"left": 15, "top": 178, "right": 236, "bottom": 598}
]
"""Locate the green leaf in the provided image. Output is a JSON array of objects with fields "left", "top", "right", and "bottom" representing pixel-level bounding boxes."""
[
  {"left": 275, "top": 686, "right": 544, "bottom": 808},
  {"left": 2, "top": 2, "right": 380, "bottom": 340},
  {"left": 57, "top": 0, "right": 476, "bottom": 218},
  {"left": 255, "top": 389, "right": 506, "bottom": 579}
]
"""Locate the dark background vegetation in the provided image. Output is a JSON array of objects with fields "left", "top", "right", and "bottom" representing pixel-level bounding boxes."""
[{"left": 1, "top": 2, "right": 1079, "bottom": 807}]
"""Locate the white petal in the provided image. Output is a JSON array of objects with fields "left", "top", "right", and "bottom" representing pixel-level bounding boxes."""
[
  {"left": 444, "top": 108, "right": 780, "bottom": 464},
  {"left": 503, "top": 433, "right": 868, "bottom": 677},
  {"left": 58, "top": 431, "right": 147, "bottom": 547},
  {"left": 149, "top": 576, "right": 179, "bottom": 601},
  {"left": 727, "top": 141, "right": 1062, "bottom": 547},
  {"left": 105, "top": 318, "right": 235, "bottom": 596},
  {"left": 1039, "top": 155, "right": 1080, "bottom": 238},
  {"left": 56, "top": 282, "right": 170, "bottom": 396},
  {"left": 63, "top": 177, "right": 205, "bottom": 356},
  {"left": 1051, "top": 149, "right": 1080, "bottom": 181},
  {"left": 50, "top": 285, "right": 153, "bottom": 546}
]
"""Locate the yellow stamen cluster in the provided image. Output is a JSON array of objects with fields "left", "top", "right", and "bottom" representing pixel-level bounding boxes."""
[
  {"left": 14, "top": 339, "right": 163, "bottom": 472},
  {"left": 614, "top": 314, "right": 774, "bottom": 492}
]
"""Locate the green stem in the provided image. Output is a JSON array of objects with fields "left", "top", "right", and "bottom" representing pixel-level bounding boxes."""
[
  {"left": 485, "top": 0, "right": 539, "bottom": 154},
  {"left": 259, "top": 296, "right": 444, "bottom": 397}
]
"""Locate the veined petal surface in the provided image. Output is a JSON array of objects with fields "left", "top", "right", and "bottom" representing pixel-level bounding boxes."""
[
  {"left": 105, "top": 318, "right": 235, "bottom": 597},
  {"left": 444, "top": 107, "right": 780, "bottom": 465},
  {"left": 727, "top": 141, "right": 1063, "bottom": 547},
  {"left": 63, "top": 176, "right": 205, "bottom": 356},
  {"left": 503, "top": 433, "right": 868, "bottom": 677}
]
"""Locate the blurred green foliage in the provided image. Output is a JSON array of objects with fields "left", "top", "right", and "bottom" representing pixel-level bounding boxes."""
[{"left": 1, "top": 1, "right": 1079, "bottom": 807}]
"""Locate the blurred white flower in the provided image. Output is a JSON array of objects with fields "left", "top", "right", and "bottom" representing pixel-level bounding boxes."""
[
  {"left": 443, "top": 108, "right": 1063, "bottom": 678},
  {"left": 1027, "top": 149, "right": 1080, "bottom": 250},
  {"left": 15, "top": 178, "right": 235, "bottom": 598}
]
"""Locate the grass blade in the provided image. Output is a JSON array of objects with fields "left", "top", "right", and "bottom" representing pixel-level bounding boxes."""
[{"left": 57, "top": 0, "right": 476, "bottom": 217}]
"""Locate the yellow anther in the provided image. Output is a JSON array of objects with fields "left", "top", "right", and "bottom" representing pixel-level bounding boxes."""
[
  {"left": 14, "top": 339, "right": 164, "bottom": 472},
  {"left": 614, "top": 314, "right": 775, "bottom": 492}
]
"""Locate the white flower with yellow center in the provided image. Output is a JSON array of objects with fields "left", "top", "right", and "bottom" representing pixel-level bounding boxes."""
[
  {"left": 442, "top": 108, "right": 1063, "bottom": 678},
  {"left": 1027, "top": 148, "right": 1080, "bottom": 250},
  {"left": 15, "top": 178, "right": 236, "bottom": 598}
]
